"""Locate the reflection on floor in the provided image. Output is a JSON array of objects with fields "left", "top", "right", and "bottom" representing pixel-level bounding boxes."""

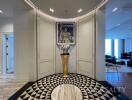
[
  {"left": 106, "top": 72, "right": 132, "bottom": 99},
  {"left": 0, "top": 74, "right": 26, "bottom": 100},
  {"left": 106, "top": 66, "right": 132, "bottom": 73}
]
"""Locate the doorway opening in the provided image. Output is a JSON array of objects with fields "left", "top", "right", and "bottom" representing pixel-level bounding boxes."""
[{"left": 2, "top": 33, "right": 14, "bottom": 75}]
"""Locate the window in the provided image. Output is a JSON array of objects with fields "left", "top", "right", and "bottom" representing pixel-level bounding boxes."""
[
  {"left": 105, "top": 39, "right": 112, "bottom": 55},
  {"left": 114, "top": 39, "right": 118, "bottom": 58}
]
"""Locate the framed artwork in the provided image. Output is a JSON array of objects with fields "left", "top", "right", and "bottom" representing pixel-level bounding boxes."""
[{"left": 56, "top": 22, "right": 76, "bottom": 45}]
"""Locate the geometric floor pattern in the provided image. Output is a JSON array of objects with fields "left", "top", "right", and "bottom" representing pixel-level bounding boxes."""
[{"left": 18, "top": 73, "right": 117, "bottom": 100}]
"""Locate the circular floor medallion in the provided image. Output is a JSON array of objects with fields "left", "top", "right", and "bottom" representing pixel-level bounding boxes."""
[
  {"left": 18, "top": 73, "right": 116, "bottom": 100},
  {"left": 51, "top": 84, "right": 82, "bottom": 100}
]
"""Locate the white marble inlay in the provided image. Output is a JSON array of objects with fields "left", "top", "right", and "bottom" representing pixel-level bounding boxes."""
[{"left": 51, "top": 84, "right": 82, "bottom": 100}]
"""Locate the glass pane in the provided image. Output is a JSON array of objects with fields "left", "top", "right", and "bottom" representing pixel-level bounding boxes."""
[
  {"left": 114, "top": 39, "right": 118, "bottom": 58},
  {"left": 105, "top": 39, "right": 112, "bottom": 55}
]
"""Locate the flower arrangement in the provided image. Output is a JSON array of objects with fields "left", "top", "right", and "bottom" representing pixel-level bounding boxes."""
[{"left": 59, "top": 44, "right": 70, "bottom": 54}]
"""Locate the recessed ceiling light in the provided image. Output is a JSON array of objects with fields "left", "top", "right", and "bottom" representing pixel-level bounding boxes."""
[
  {"left": 49, "top": 8, "right": 54, "bottom": 13},
  {"left": 78, "top": 8, "right": 83, "bottom": 13},
  {"left": 0, "top": 10, "right": 3, "bottom": 14},
  {"left": 112, "top": 8, "right": 118, "bottom": 12}
]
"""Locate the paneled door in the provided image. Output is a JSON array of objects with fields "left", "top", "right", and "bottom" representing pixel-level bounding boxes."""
[
  {"left": 77, "top": 15, "right": 95, "bottom": 78},
  {"left": 37, "top": 16, "right": 55, "bottom": 79}
]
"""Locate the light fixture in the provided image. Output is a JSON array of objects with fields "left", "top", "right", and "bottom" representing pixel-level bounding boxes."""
[
  {"left": 0, "top": 10, "right": 3, "bottom": 14},
  {"left": 49, "top": 8, "right": 54, "bottom": 13},
  {"left": 112, "top": 8, "right": 118, "bottom": 12},
  {"left": 78, "top": 8, "right": 83, "bottom": 13}
]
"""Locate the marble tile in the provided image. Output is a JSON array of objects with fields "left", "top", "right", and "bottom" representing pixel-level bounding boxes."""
[{"left": 51, "top": 84, "right": 82, "bottom": 100}]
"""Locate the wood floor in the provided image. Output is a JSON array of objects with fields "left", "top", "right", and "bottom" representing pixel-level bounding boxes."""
[
  {"left": 106, "top": 72, "right": 132, "bottom": 99},
  {"left": 0, "top": 75, "right": 26, "bottom": 100}
]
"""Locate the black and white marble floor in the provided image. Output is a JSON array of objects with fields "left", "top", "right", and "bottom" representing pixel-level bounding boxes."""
[
  {"left": 51, "top": 84, "right": 82, "bottom": 100},
  {"left": 17, "top": 73, "right": 117, "bottom": 100}
]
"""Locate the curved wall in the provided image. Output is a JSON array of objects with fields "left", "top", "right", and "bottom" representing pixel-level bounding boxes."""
[
  {"left": 77, "top": 15, "right": 95, "bottom": 78},
  {"left": 37, "top": 13, "right": 96, "bottom": 79},
  {"left": 14, "top": 1, "right": 105, "bottom": 81},
  {"left": 37, "top": 15, "right": 56, "bottom": 78},
  {"left": 14, "top": 8, "right": 37, "bottom": 81}
]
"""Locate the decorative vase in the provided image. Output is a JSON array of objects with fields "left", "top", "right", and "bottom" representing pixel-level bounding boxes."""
[{"left": 61, "top": 53, "right": 69, "bottom": 78}]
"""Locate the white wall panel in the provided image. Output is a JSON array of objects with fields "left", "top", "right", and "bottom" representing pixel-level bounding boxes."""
[
  {"left": 68, "top": 46, "right": 77, "bottom": 73},
  {"left": 77, "top": 15, "right": 95, "bottom": 78},
  {"left": 37, "top": 16, "right": 77, "bottom": 76},
  {"left": 55, "top": 47, "right": 62, "bottom": 73},
  {"left": 14, "top": 9, "right": 36, "bottom": 81},
  {"left": 78, "top": 61, "right": 93, "bottom": 76},
  {"left": 37, "top": 16, "right": 55, "bottom": 79},
  {"left": 39, "top": 61, "right": 54, "bottom": 77}
]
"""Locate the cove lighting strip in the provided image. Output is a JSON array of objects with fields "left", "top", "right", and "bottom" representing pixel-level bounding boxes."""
[{"left": 24, "top": 0, "right": 108, "bottom": 22}]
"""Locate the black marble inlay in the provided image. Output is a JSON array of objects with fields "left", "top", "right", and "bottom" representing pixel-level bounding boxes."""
[{"left": 9, "top": 73, "right": 130, "bottom": 100}]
